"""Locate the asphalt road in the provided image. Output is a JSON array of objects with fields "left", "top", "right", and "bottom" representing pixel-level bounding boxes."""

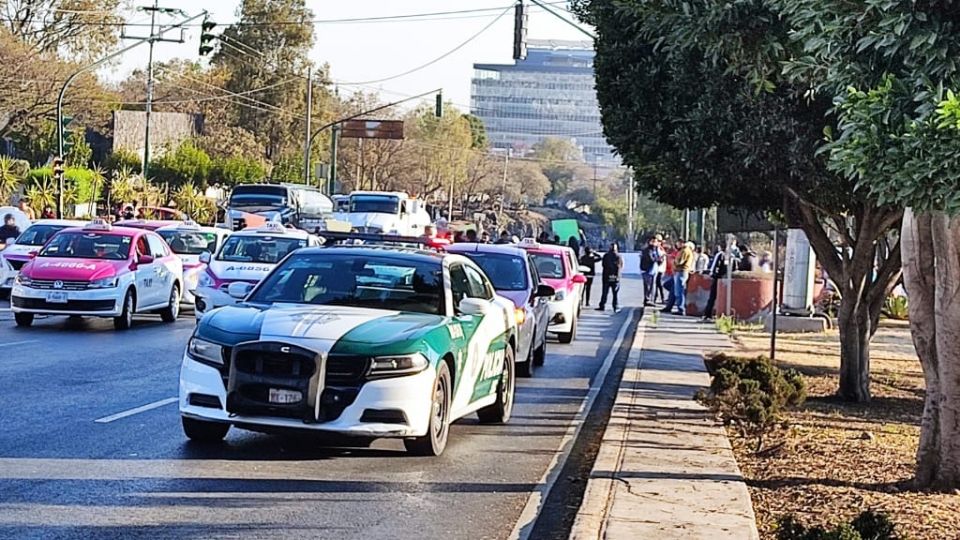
[{"left": 0, "top": 284, "right": 640, "bottom": 540}]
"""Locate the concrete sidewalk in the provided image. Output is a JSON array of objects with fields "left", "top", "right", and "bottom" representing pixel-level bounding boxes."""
[{"left": 570, "top": 312, "right": 759, "bottom": 540}]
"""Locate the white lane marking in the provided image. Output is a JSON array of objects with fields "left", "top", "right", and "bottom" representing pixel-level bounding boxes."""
[
  {"left": 2, "top": 340, "right": 38, "bottom": 347},
  {"left": 94, "top": 397, "right": 177, "bottom": 424},
  {"left": 509, "top": 309, "right": 640, "bottom": 540}
]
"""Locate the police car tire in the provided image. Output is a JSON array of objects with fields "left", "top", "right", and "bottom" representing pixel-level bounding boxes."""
[
  {"left": 14, "top": 312, "right": 33, "bottom": 327},
  {"left": 160, "top": 285, "right": 180, "bottom": 323},
  {"left": 478, "top": 345, "right": 515, "bottom": 424},
  {"left": 182, "top": 416, "right": 230, "bottom": 443},
  {"left": 114, "top": 290, "right": 134, "bottom": 330},
  {"left": 558, "top": 317, "right": 576, "bottom": 344},
  {"left": 405, "top": 362, "right": 451, "bottom": 456}
]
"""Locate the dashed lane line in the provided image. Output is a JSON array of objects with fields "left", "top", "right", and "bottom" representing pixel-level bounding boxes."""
[{"left": 94, "top": 397, "right": 178, "bottom": 424}]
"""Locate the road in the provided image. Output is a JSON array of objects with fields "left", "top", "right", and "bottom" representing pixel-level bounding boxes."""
[{"left": 0, "top": 290, "right": 639, "bottom": 540}]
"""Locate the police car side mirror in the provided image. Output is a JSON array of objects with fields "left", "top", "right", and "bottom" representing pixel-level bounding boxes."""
[
  {"left": 458, "top": 297, "right": 488, "bottom": 316},
  {"left": 535, "top": 284, "right": 556, "bottom": 298},
  {"left": 227, "top": 281, "right": 254, "bottom": 300},
  {"left": 199, "top": 251, "right": 211, "bottom": 264}
]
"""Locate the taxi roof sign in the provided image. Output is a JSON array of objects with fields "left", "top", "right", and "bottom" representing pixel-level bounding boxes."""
[
  {"left": 84, "top": 218, "right": 112, "bottom": 231},
  {"left": 518, "top": 237, "right": 540, "bottom": 248},
  {"left": 256, "top": 221, "right": 288, "bottom": 234},
  {"left": 177, "top": 219, "right": 201, "bottom": 231}
]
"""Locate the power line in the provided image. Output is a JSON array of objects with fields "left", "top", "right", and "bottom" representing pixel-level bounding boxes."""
[{"left": 339, "top": 5, "right": 513, "bottom": 86}]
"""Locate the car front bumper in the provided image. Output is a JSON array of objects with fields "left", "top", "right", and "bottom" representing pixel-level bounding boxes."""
[
  {"left": 10, "top": 285, "right": 124, "bottom": 317},
  {"left": 547, "top": 296, "right": 577, "bottom": 333},
  {"left": 179, "top": 354, "right": 435, "bottom": 438}
]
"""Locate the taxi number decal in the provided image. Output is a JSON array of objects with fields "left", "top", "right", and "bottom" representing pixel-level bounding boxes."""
[{"left": 143, "top": 278, "right": 154, "bottom": 287}]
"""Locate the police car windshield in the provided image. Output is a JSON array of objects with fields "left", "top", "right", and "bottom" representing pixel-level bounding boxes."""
[
  {"left": 217, "top": 235, "right": 305, "bottom": 263},
  {"left": 16, "top": 224, "right": 70, "bottom": 246},
  {"left": 462, "top": 252, "right": 528, "bottom": 291},
  {"left": 39, "top": 232, "right": 131, "bottom": 260},
  {"left": 159, "top": 230, "right": 219, "bottom": 255},
  {"left": 531, "top": 253, "right": 566, "bottom": 279},
  {"left": 250, "top": 253, "right": 443, "bottom": 315},
  {"left": 350, "top": 195, "right": 399, "bottom": 214}
]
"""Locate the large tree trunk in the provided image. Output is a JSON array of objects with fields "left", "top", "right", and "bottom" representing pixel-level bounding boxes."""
[
  {"left": 836, "top": 291, "right": 874, "bottom": 401},
  {"left": 902, "top": 209, "right": 941, "bottom": 486},
  {"left": 931, "top": 212, "right": 960, "bottom": 488}
]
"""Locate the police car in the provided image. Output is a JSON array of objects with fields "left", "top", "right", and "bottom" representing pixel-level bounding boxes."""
[
  {"left": 11, "top": 219, "right": 184, "bottom": 329},
  {"left": 179, "top": 244, "right": 518, "bottom": 456},
  {"left": 0, "top": 219, "right": 86, "bottom": 296},
  {"left": 156, "top": 221, "right": 231, "bottom": 306},
  {"left": 193, "top": 222, "right": 319, "bottom": 320}
]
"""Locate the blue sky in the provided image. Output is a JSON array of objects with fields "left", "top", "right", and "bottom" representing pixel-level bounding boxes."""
[{"left": 105, "top": 1, "right": 592, "bottom": 111}]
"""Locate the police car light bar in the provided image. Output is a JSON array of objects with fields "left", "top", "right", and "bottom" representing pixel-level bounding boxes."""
[
  {"left": 84, "top": 218, "right": 112, "bottom": 231},
  {"left": 320, "top": 231, "right": 440, "bottom": 249}
]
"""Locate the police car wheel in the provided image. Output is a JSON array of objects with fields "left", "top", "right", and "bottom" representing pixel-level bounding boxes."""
[
  {"left": 405, "top": 362, "right": 451, "bottom": 456},
  {"left": 478, "top": 345, "right": 515, "bottom": 424},
  {"left": 114, "top": 290, "right": 134, "bottom": 330},
  {"left": 182, "top": 416, "right": 230, "bottom": 443},
  {"left": 160, "top": 286, "right": 180, "bottom": 323},
  {"left": 14, "top": 312, "right": 33, "bottom": 327}
]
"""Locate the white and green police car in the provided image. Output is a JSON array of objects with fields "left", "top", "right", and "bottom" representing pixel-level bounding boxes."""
[{"left": 180, "top": 245, "right": 518, "bottom": 456}]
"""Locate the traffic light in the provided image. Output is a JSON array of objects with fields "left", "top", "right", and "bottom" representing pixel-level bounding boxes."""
[
  {"left": 513, "top": 1, "right": 528, "bottom": 60},
  {"left": 52, "top": 157, "right": 65, "bottom": 178},
  {"left": 435, "top": 92, "right": 443, "bottom": 118},
  {"left": 199, "top": 15, "right": 216, "bottom": 56}
]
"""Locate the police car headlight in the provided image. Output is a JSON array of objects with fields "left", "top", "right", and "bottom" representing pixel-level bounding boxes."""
[
  {"left": 187, "top": 337, "right": 224, "bottom": 366},
  {"left": 15, "top": 274, "right": 31, "bottom": 287},
  {"left": 368, "top": 354, "right": 429, "bottom": 378},
  {"left": 198, "top": 272, "right": 216, "bottom": 288},
  {"left": 554, "top": 289, "right": 566, "bottom": 301},
  {"left": 88, "top": 276, "right": 118, "bottom": 289}
]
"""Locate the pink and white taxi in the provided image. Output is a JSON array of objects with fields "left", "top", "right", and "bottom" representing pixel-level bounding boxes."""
[
  {"left": 193, "top": 222, "right": 319, "bottom": 320},
  {"left": 156, "top": 221, "right": 231, "bottom": 306},
  {"left": 10, "top": 220, "right": 184, "bottom": 329},
  {"left": 518, "top": 239, "right": 587, "bottom": 343},
  {"left": 1, "top": 219, "right": 85, "bottom": 296}
]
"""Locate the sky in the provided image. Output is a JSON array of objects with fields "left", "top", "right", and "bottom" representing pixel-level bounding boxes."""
[{"left": 104, "top": 1, "right": 593, "bottom": 111}]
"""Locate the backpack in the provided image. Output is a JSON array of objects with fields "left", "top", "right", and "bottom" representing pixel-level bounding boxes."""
[{"left": 640, "top": 247, "right": 655, "bottom": 272}]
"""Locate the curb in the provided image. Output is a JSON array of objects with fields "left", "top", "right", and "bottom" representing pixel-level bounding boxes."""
[{"left": 568, "top": 317, "right": 646, "bottom": 540}]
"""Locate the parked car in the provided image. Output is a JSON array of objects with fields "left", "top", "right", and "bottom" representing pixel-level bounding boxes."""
[
  {"left": 447, "top": 242, "right": 554, "bottom": 376},
  {"left": 518, "top": 239, "right": 587, "bottom": 343}
]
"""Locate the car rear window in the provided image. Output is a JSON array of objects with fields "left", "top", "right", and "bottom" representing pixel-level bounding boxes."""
[{"left": 462, "top": 252, "right": 528, "bottom": 291}]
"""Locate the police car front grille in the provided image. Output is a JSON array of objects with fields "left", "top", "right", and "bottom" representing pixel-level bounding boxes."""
[
  {"left": 326, "top": 355, "right": 369, "bottom": 386},
  {"left": 29, "top": 279, "right": 89, "bottom": 290}
]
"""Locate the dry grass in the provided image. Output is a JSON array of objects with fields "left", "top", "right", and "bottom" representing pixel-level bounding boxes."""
[{"left": 727, "top": 321, "right": 960, "bottom": 539}]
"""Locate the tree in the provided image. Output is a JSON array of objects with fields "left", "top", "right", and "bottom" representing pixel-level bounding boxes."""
[
  {"left": 0, "top": 156, "right": 23, "bottom": 204},
  {"left": 213, "top": 0, "right": 325, "bottom": 161},
  {"left": 150, "top": 140, "right": 212, "bottom": 188},
  {"left": 530, "top": 137, "right": 589, "bottom": 197},
  {"left": 777, "top": 0, "right": 960, "bottom": 489},
  {"left": 463, "top": 114, "right": 488, "bottom": 149},
  {"left": 1, "top": 0, "right": 123, "bottom": 61},
  {"left": 173, "top": 183, "right": 215, "bottom": 224},
  {"left": 104, "top": 149, "right": 142, "bottom": 176},
  {"left": 574, "top": 0, "right": 903, "bottom": 403},
  {"left": 504, "top": 160, "right": 550, "bottom": 207},
  {"left": 402, "top": 105, "right": 474, "bottom": 201},
  {"left": 212, "top": 155, "right": 267, "bottom": 186}
]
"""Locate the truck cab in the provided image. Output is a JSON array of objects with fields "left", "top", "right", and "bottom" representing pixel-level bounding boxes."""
[{"left": 338, "top": 191, "right": 432, "bottom": 236}]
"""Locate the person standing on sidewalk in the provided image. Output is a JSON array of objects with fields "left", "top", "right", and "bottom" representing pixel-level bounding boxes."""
[
  {"left": 597, "top": 242, "right": 623, "bottom": 313},
  {"left": 579, "top": 245, "right": 602, "bottom": 306},
  {"left": 654, "top": 235, "right": 669, "bottom": 303},
  {"left": 701, "top": 245, "right": 729, "bottom": 321},
  {"left": 639, "top": 235, "right": 664, "bottom": 307},
  {"left": 664, "top": 241, "right": 695, "bottom": 315}
]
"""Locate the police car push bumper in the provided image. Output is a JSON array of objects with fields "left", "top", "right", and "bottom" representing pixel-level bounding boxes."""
[{"left": 179, "top": 351, "right": 435, "bottom": 437}]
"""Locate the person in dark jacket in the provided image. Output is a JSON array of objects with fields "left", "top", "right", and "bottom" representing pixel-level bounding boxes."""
[
  {"left": 579, "top": 246, "right": 603, "bottom": 306},
  {"left": 0, "top": 214, "right": 21, "bottom": 244},
  {"left": 597, "top": 243, "right": 624, "bottom": 313},
  {"left": 701, "top": 247, "right": 728, "bottom": 321}
]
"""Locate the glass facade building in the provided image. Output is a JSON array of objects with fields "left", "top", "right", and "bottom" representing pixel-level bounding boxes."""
[{"left": 471, "top": 40, "right": 618, "bottom": 165}]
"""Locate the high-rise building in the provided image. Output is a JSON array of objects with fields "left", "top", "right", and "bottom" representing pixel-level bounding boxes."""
[{"left": 471, "top": 39, "right": 617, "bottom": 165}]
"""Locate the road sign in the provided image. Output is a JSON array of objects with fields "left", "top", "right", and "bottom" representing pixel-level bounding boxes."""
[{"left": 340, "top": 119, "right": 404, "bottom": 140}]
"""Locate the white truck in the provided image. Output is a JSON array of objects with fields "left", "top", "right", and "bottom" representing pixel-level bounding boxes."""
[{"left": 335, "top": 191, "right": 433, "bottom": 236}]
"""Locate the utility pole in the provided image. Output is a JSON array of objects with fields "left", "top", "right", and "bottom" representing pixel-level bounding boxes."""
[
  {"left": 328, "top": 124, "right": 340, "bottom": 195},
  {"left": 626, "top": 172, "right": 635, "bottom": 251},
  {"left": 303, "top": 66, "right": 313, "bottom": 184},
  {"left": 498, "top": 150, "right": 509, "bottom": 224},
  {"left": 592, "top": 158, "right": 598, "bottom": 197},
  {"left": 123, "top": 1, "right": 187, "bottom": 181}
]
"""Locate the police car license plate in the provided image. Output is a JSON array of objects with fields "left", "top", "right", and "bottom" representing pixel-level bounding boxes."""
[
  {"left": 268, "top": 388, "right": 301, "bottom": 404},
  {"left": 46, "top": 291, "right": 68, "bottom": 303}
]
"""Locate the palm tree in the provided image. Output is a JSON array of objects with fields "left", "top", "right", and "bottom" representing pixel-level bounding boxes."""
[
  {"left": 24, "top": 178, "right": 57, "bottom": 215},
  {"left": 110, "top": 166, "right": 137, "bottom": 207},
  {"left": 0, "top": 156, "right": 23, "bottom": 204},
  {"left": 174, "top": 183, "right": 212, "bottom": 223},
  {"left": 89, "top": 165, "right": 106, "bottom": 211}
]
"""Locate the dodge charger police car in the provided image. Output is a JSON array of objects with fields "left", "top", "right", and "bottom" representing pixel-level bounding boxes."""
[{"left": 180, "top": 245, "right": 517, "bottom": 456}]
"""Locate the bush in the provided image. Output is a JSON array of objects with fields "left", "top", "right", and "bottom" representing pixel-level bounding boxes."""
[
  {"left": 697, "top": 353, "right": 806, "bottom": 451},
  {"left": 211, "top": 155, "right": 267, "bottom": 186},
  {"left": 104, "top": 149, "right": 142, "bottom": 175},
  {"left": 883, "top": 295, "right": 908, "bottom": 321},
  {"left": 777, "top": 510, "right": 900, "bottom": 540}
]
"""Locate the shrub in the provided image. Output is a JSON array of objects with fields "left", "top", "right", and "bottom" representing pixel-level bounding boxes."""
[
  {"left": 697, "top": 353, "right": 806, "bottom": 451},
  {"left": 883, "top": 295, "right": 908, "bottom": 321},
  {"left": 777, "top": 510, "right": 899, "bottom": 540},
  {"left": 104, "top": 149, "right": 142, "bottom": 175}
]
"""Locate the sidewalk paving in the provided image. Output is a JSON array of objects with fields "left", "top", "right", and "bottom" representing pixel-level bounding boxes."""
[{"left": 570, "top": 311, "right": 760, "bottom": 540}]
